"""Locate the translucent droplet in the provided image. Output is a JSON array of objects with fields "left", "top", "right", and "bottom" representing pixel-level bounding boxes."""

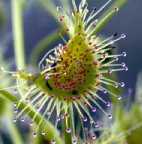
[
  {"left": 118, "top": 96, "right": 122, "bottom": 100},
  {"left": 124, "top": 66, "right": 128, "bottom": 71},
  {"left": 72, "top": 138, "right": 77, "bottom": 144},
  {"left": 13, "top": 89, "right": 18, "bottom": 94},
  {"left": 114, "top": 7, "right": 119, "bottom": 12},
  {"left": 25, "top": 98, "right": 30, "bottom": 103},
  {"left": 91, "top": 134, "right": 96, "bottom": 140},
  {"left": 56, "top": 6, "right": 62, "bottom": 12},
  {"left": 29, "top": 121, "right": 33, "bottom": 127},
  {"left": 60, "top": 114, "right": 64, "bottom": 120},
  {"left": 115, "top": 83, "right": 119, "bottom": 88},
  {"left": 121, "top": 34, "right": 126, "bottom": 39},
  {"left": 66, "top": 128, "right": 72, "bottom": 133},
  {"left": 45, "top": 75, "right": 50, "bottom": 80},
  {"left": 108, "top": 114, "right": 112, "bottom": 119},
  {"left": 13, "top": 103, "right": 17, "bottom": 107},
  {"left": 0, "top": 66, "right": 4, "bottom": 71},
  {"left": 113, "top": 32, "right": 118, "bottom": 37},
  {"left": 115, "top": 57, "right": 119, "bottom": 61},
  {"left": 41, "top": 132, "right": 46, "bottom": 136},
  {"left": 14, "top": 109, "right": 18, "bottom": 114},
  {"left": 122, "top": 52, "right": 127, "bottom": 57},
  {"left": 89, "top": 120, "right": 94, "bottom": 125},
  {"left": 106, "top": 102, "right": 111, "bottom": 107},
  {"left": 83, "top": 117, "right": 88, "bottom": 122},
  {"left": 108, "top": 69, "right": 112, "bottom": 74},
  {"left": 56, "top": 116, "right": 61, "bottom": 122},
  {"left": 33, "top": 132, "right": 37, "bottom": 137},
  {"left": 92, "top": 107, "right": 96, "bottom": 113},
  {"left": 21, "top": 118, "right": 25, "bottom": 122},
  {"left": 51, "top": 140, "right": 56, "bottom": 144},
  {"left": 120, "top": 82, "right": 125, "bottom": 87},
  {"left": 13, "top": 119, "right": 17, "bottom": 123},
  {"left": 103, "top": 89, "right": 107, "bottom": 94},
  {"left": 121, "top": 62, "right": 126, "bottom": 67},
  {"left": 95, "top": 122, "right": 100, "bottom": 128},
  {"left": 93, "top": 19, "right": 98, "bottom": 26}
]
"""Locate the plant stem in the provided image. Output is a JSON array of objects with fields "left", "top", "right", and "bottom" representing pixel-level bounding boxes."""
[
  {"left": 11, "top": 0, "right": 25, "bottom": 69},
  {"left": 0, "top": 90, "right": 63, "bottom": 144}
]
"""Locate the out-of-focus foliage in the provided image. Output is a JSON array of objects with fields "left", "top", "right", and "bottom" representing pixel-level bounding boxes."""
[
  {"left": 96, "top": 72, "right": 142, "bottom": 144},
  {"left": 0, "top": 2, "right": 6, "bottom": 28},
  {"left": 0, "top": 52, "right": 11, "bottom": 116},
  {"left": 119, "top": 73, "right": 142, "bottom": 144}
]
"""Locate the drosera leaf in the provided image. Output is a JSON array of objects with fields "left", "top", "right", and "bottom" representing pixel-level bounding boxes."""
[
  {"left": 0, "top": 90, "right": 64, "bottom": 144},
  {"left": 11, "top": 0, "right": 26, "bottom": 70}
]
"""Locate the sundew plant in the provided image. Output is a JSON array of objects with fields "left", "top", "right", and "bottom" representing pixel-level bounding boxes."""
[{"left": 0, "top": 0, "right": 133, "bottom": 144}]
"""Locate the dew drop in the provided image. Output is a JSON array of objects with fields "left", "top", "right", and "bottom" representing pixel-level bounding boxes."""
[
  {"left": 114, "top": 7, "right": 119, "bottom": 12},
  {"left": 45, "top": 75, "right": 50, "bottom": 80},
  {"left": 21, "top": 118, "right": 25, "bottom": 122},
  {"left": 108, "top": 114, "right": 112, "bottom": 119},
  {"left": 91, "top": 134, "right": 96, "bottom": 140},
  {"left": 103, "top": 89, "right": 108, "bottom": 94},
  {"left": 118, "top": 96, "right": 122, "bottom": 100},
  {"left": 13, "top": 103, "right": 17, "bottom": 108},
  {"left": 47, "top": 111, "right": 52, "bottom": 116},
  {"left": 113, "top": 32, "right": 118, "bottom": 37},
  {"left": 95, "top": 122, "right": 100, "bottom": 128},
  {"left": 121, "top": 62, "right": 126, "bottom": 67},
  {"left": 90, "top": 120, "right": 94, "bottom": 125},
  {"left": 115, "top": 57, "right": 119, "bottom": 61},
  {"left": 93, "top": 19, "right": 98, "bottom": 26},
  {"left": 56, "top": 6, "right": 62, "bottom": 12},
  {"left": 124, "top": 66, "right": 128, "bottom": 71},
  {"left": 108, "top": 69, "right": 112, "bottom": 74},
  {"left": 122, "top": 52, "right": 127, "bottom": 57},
  {"left": 72, "top": 138, "right": 77, "bottom": 144},
  {"left": 66, "top": 128, "right": 72, "bottom": 133},
  {"left": 83, "top": 117, "right": 88, "bottom": 122},
  {"left": 121, "top": 34, "right": 126, "bottom": 39},
  {"left": 51, "top": 140, "right": 56, "bottom": 144},
  {"left": 13, "top": 89, "right": 18, "bottom": 94},
  {"left": 41, "top": 132, "right": 46, "bottom": 136},
  {"left": 60, "top": 114, "right": 65, "bottom": 120},
  {"left": 115, "top": 83, "right": 119, "bottom": 88},
  {"left": 92, "top": 107, "right": 96, "bottom": 113},
  {"left": 14, "top": 109, "right": 18, "bottom": 114},
  {"left": 32, "top": 132, "right": 37, "bottom": 138},
  {"left": 120, "top": 82, "right": 125, "bottom": 87},
  {"left": 106, "top": 102, "right": 111, "bottom": 107},
  {"left": 56, "top": 116, "right": 61, "bottom": 122},
  {"left": 25, "top": 98, "right": 30, "bottom": 103},
  {"left": 0, "top": 67, "right": 5, "bottom": 71},
  {"left": 29, "top": 121, "right": 33, "bottom": 127},
  {"left": 13, "top": 118, "right": 17, "bottom": 123}
]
